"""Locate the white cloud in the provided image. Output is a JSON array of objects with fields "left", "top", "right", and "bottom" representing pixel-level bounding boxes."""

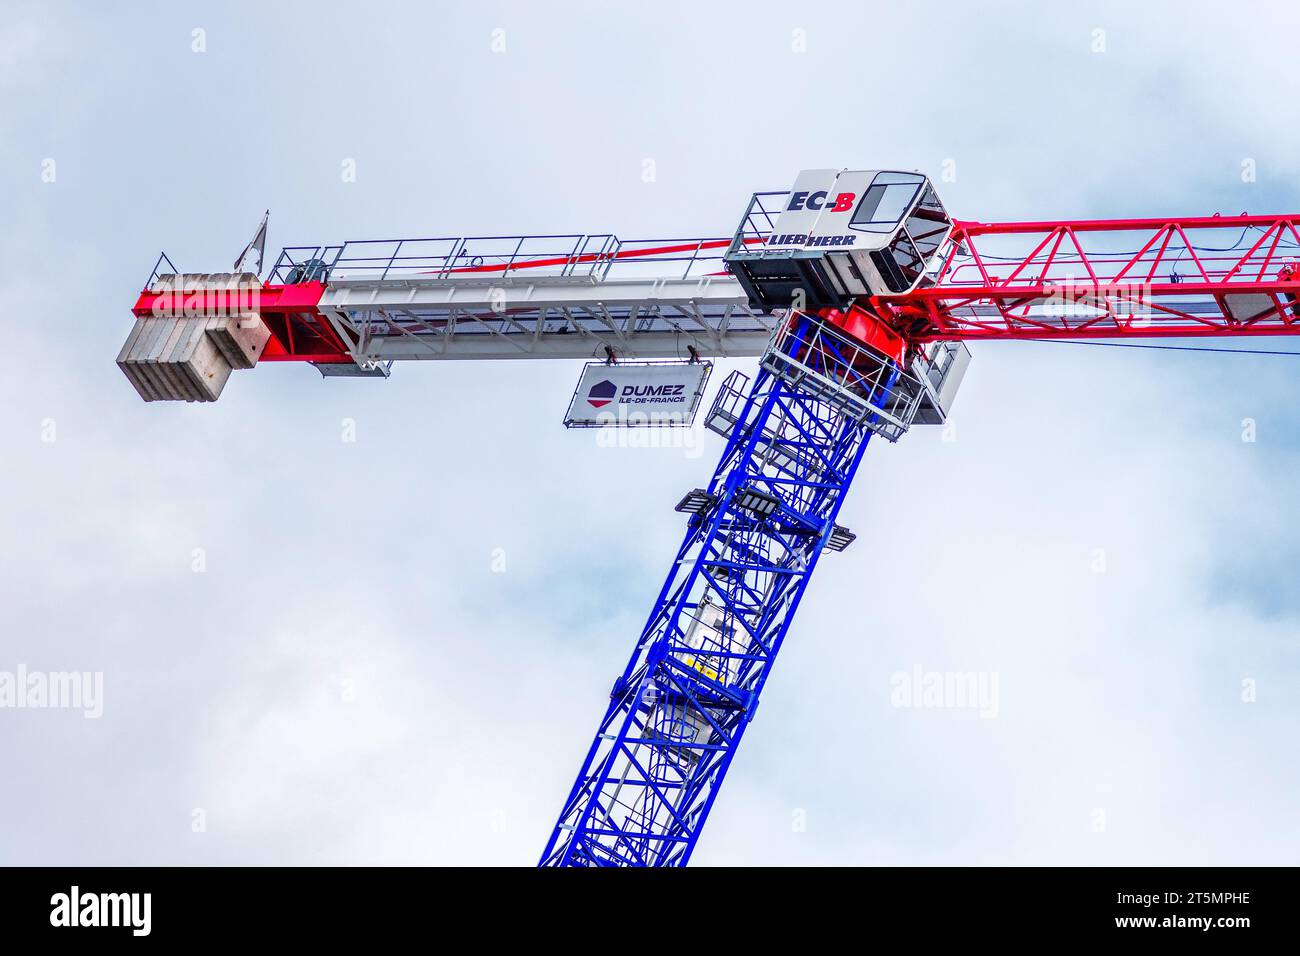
[{"left": 1, "top": 0, "right": 1297, "bottom": 866}]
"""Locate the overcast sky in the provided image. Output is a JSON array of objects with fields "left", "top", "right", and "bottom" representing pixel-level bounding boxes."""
[{"left": 2, "top": 0, "right": 1298, "bottom": 865}]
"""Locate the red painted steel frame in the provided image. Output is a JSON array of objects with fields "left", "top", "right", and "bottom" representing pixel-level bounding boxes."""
[
  {"left": 133, "top": 216, "right": 1300, "bottom": 363},
  {"left": 868, "top": 214, "right": 1300, "bottom": 345},
  {"left": 132, "top": 280, "right": 353, "bottom": 363},
  {"left": 128, "top": 241, "right": 767, "bottom": 363}
]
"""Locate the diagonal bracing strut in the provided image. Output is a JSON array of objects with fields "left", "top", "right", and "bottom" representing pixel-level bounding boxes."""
[{"left": 540, "top": 312, "right": 909, "bottom": 866}]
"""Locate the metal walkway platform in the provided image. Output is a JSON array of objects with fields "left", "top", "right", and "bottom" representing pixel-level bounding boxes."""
[{"left": 272, "top": 234, "right": 778, "bottom": 366}]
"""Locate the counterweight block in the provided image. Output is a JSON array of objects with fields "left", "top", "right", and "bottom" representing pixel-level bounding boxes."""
[{"left": 117, "top": 274, "right": 271, "bottom": 402}]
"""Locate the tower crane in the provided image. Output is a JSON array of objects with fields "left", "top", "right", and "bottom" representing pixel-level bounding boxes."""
[{"left": 119, "top": 168, "right": 1300, "bottom": 866}]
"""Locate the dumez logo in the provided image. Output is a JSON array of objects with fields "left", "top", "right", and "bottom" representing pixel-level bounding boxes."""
[{"left": 586, "top": 379, "right": 617, "bottom": 409}]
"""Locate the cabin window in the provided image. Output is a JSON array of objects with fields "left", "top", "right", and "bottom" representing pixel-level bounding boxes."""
[{"left": 850, "top": 172, "right": 924, "bottom": 232}]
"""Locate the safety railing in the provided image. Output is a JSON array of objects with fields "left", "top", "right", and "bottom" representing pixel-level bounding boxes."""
[
  {"left": 142, "top": 251, "right": 182, "bottom": 291},
  {"left": 329, "top": 234, "right": 619, "bottom": 283},
  {"left": 267, "top": 245, "right": 344, "bottom": 284},
  {"left": 597, "top": 237, "right": 738, "bottom": 282},
  {"left": 725, "top": 191, "right": 790, "bottom": 257},
  {"left": 265, "top": 233, "right": 747, "bottom": 286},
  {"left": 761, "top": 313, "right": 925, "bottom": 442},
  {"left": 703, "top": 369, "right": 752, "bottom": 438}
]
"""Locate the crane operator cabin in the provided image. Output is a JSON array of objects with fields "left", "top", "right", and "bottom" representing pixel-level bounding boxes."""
[{"left": 727, "top": 169, "right": 954, "bottom": 311}]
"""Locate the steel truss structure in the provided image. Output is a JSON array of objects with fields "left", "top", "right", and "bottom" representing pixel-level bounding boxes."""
[
  {"left": 540, "top": 311, "right": 912, "bottom": 866},
  {"left": 124, "top": 169, "right": 1300, "bottom": 867},
  {"left": 133, "top": 236, "right": 774, "bottom": 370},
  {"left": 875, "top": 214, "right": 1300, "bottom": 343}
]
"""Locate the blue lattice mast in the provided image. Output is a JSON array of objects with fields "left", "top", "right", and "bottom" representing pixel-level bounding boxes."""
[{"left": 539, "top": 312, "right": 926, "bottom": 867}]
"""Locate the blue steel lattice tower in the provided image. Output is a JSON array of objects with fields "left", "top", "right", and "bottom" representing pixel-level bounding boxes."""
[{"left": 540, "top": 312, "right": 922, "bottom": 866}]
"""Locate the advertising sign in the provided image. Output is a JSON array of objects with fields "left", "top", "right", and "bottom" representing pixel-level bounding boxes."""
[{"left": 564, "top": 360, "right": 712, "bottom": 428}]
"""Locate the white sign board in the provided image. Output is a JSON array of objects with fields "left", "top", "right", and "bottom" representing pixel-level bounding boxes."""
[{"left": 564, "top": 361, "right": 712, "bottom": 428}]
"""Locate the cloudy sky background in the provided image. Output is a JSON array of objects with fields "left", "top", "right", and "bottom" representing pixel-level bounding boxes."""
[{"left": 2, "top": 0, "right": 1298, "bottom": 864}]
